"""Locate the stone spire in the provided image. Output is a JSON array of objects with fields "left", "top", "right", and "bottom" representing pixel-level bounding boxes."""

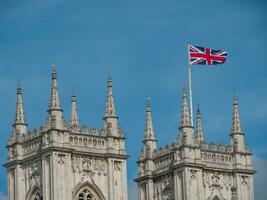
[
  {"left": 142, "top": 97, "right": 157, "bottom": 158},
  {"left": 231, "top": 96, "right": 243, "bottom": 134},
  {"left": 144, "top": 97, "right": 156, "bottom": 141},
  {"left": 230, "top": 95, "right": 245, "bottom": 152},
  {"left": 49, "top": 64, "right": 61, "bottom": 111},
  {"left": 178, "top": 87, "right": 194, "bottom": 145},
  {"left": 70, "top": 87, "right": 79, "bottom": 127},
  {"left": 179, "top": 87, "right": 192, "bottom": 128},
  {"left": 47, "top": 64, "right": 63, "bottom": 129},
  {"left": 104, "top": 74, "right": 117, "bottom": 118},
  {"left": 103, "top": 75, "right": 120, "bottom": 136},
  {"left": 13, "top": 80, "right": 27, "bottom": 137},
  {"left": 194, "top": 105, "right": 205, "bottom": 145}
]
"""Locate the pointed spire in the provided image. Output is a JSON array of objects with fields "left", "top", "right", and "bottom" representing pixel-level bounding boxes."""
[
  {"left": 142, "top": 97, "right": 157, "bottom": 159},
  {"left": 104, "top": 74, "right": 117, "bottom": 118},
  {"left": 70, "top": 87, "right": 79, "bottom": 127},
  {"left": 13, "top": 80, "right": 27, "bottom": 137},
  {"left": 231, "top": 96, "right": 243, "bottom": 134},
  {"left": 179, "top": 87, "right": 192, "bottom": 128},
  {"left": 48, "top": 64, "right": 61, "bottom": 111},
  {"left": 47, "top": 64, "right": 63, "bottom": 129},
  {"left": 230, "top": 95, "right": 246, "bottom": 152},
  {"left": 194, "top": 105, "right": 205, "bottom": 145},
  {"left": 144, "top": 97, "right": 156, "bottom": 141},
  {"left": 103, "top": 74, "right": 121, "bottom": 136},
  {"left": 13, "top": 80, "right": 27, "bottom": 126}
]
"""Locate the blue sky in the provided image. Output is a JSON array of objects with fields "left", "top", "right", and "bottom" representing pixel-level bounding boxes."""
[{"left": 0, "top": 0, "right": 266, "bottom": 199}]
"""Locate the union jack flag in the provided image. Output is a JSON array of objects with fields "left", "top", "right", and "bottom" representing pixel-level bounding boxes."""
[{"left": 188, "top": 44, "right": 227, "bottom": 65}]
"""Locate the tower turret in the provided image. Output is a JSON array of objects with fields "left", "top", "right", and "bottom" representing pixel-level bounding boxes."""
[
  {"left": 47, "top": 64, "right": 64, "bottom": 129},
  {"left": 70, "top": 88, "right": 79, "bottom": 127},
  {"left": 103, "top": 75, "right": 120, "bottom": 136},
  {"left": 194, "top": 105, "right": 205, "bottom": 146},
  {"left": 12, "top": 80, "right": 27, "bottom": 138},
  {"left": 142, "top": 97, "right": 157, "bottom": 158},
  {"left": 178, "top": 87, "right": 194, "bottom": 145},
  {"left": 230, "top": 95, "right": 245, "bottom": 152}
]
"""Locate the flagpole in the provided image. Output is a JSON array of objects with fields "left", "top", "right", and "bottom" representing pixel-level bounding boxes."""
[{"left": 187, "top": 43, "right": 194, "bottom": 126}]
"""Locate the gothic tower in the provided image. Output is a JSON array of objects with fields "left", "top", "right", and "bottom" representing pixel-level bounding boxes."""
[
  {"left": 5, "top": 66, "right": 128, "bottom": 200},
  {"left": 136, "top": 87, "right": 255, "bottom": 200}
]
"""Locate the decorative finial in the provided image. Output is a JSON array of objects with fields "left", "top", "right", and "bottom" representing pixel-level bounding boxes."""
[
  {"left": 47, "top": 64, "right": 63, "bottom": 129},
  {"left": 195, "top": 104, "right": 204, "bottom": 145},
  {"left": 70, "top": 87, "right": 79, "bottom": 127},
  {"left": 179, "top": 87, "right": 192, "bottom": 128},
  {"left": 107, "top": 73, "right": 112, "bottom": 87},
  {"left": 52, "top": 64, "right": 57, "bottom": 79},
  {"left": 103, "top": 75, "right": 120, "bottom": 136},
  {"left": 231, "top": 95, "right": 242, "bottom": 134},
  {"left": 71, "top": 86, "right": 76, "bottom": 102},
  {"left": 146, "top": 97, "right": 151, "bottom": 112},
  {"left": 13, "top": 80, "right": 27, "bottom": 134},
  {"left": 17, "top": 79, "right": 22, "bottom": 94},
  {"left": 230, "top": 95, "right": 246, "bottom": 152},
  {"left": 144, "top": 97, "right": 156, "bottom": 141},
  {"left": 48, "top": 64, "right": 61, "bottom": 110},
  {"left": 104, "top": 74, "right": 117, "bottom": 118}
]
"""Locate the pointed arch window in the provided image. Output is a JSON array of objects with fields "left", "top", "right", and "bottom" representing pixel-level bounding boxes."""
[
  {"left": 78, "top": 188, "right": 93, "bottom": 200},
  {"left": 32, "top": 192, "right": 43, "bottom": 200}
]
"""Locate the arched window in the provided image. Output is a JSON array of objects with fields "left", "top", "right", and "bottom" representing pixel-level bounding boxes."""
[
  {"left": 73, "top": 182, "right": 105, "bottom": 200},
  {"left": 29, "top": 190, "right": 43, "bottom": 200},
  {"left": 78, "top": 188, "right": 93, "bottom": 200},
  {"left": 33, "top": 192, "right": 43, "bottom": 200}
]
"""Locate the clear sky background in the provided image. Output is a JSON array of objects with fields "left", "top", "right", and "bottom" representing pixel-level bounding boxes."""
[{"left": 0, "top": 0, "right": 266, "bottom": 200}]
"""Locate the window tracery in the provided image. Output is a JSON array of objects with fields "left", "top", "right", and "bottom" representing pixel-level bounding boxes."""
[{"left": 77, "top": 188, "right": 94, "bottom": 200}]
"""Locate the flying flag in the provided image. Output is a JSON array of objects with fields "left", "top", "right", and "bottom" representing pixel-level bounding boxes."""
[{"left": 188, "top": 44, "right": 227, "bottom": 65}]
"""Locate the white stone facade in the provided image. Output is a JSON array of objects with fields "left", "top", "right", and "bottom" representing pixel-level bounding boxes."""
[
  {"left": 4, "top": 65, "right": 128, "bottom": 200},
  {"left": 136, "top": 88, "right": 255, "bottom": 200}
]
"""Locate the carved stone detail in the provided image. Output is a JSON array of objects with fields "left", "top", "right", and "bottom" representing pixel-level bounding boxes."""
[
  {"left": 24, "top": 159, "right": 41, "bottom": 189},
  {"left": 71, "top": 155, "right": 107, "bottom": 176},
  {"left": 114, "top": 161, "right": 122, "bottom": 171}
]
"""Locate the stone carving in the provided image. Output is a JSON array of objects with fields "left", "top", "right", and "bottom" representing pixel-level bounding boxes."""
[
  {"left": 114, "top": 161, "right": 122, "bottom": 171},
  {"left": 58, "top": 154, "right": 66, "bottom": 165},
  {"left": 24, "top": 159, "right": 41, "bottom": 188},
  {"left": 241, "top": 175, "right": 248, "bottom": 185},
  {"left": 211, "top": 172, "right": 220, "bottom": 186},
  {"left": 154, "top": 155, "right": 174, "bottom": 170},
  {"left": 201, "top": 151, "right": 232, "bottom": 164},
  {"left": 154, "top": 175, "right": 174, "bottom": 200},
  {"left": 203, "top": 171, "right": 234, "bottom": 200},
  {"left": 139, "top": 162, "right": 145, "bottom": 174},
  {"left": 69, "top": 134, "right": 105, "bottom": 149},
  {"left": 71, "top": 155, "right": 107, "bottom": 176},
  {"left": 190, "top": 169, "right": 197, "bottom": 180}
]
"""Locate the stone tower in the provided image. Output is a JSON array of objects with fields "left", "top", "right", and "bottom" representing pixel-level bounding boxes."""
[
  {"left": 135, "top": 87, "right": 255, "bottom": 200},
  {"left": 4, "top": 66, "right": 128, "bottom": 200}
]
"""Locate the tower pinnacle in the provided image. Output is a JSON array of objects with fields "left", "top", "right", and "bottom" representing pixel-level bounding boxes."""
[
  {"left": 70, "top": 87, "right": 79, "bottom": 127},
  {"left": 103, "top": 75, "right": 120, "bottom": 136},
  {"left": 230, "top": 95, "right": 245, "bottom": 152},
  {"left": 13, "top": 80, "right": 27, "bottom": 136},
  {"left": 194, "top": 105, "right": 205, "bottom": 145},
  {"left": 178, "top": 87, "right": 194, "bottom": 145},
  {"left": 104, "top": 74, "right": 117, "bottom": 118},
  {"left": 141, "top": 97, "right": 157, "bottom": 159},
  {"left": 179, "top": 87, "right": 192, "bottom": 128},
  {"left": 231, "top": 96, "right": 243, "bottom": 134},
  {"left": 47, "top": 64, "right": 63, "bottom": 129},
  {"left": 49, "top": 64, "right": 61, "bottom": 111},
  {"left": 144, "top": 97, "right": 156, "bottom": 141}
]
